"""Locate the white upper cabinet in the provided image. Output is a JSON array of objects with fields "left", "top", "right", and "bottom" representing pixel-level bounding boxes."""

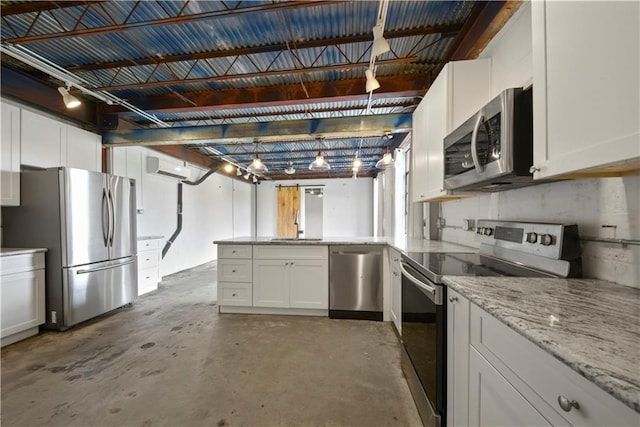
[
  {"left": 21, "top": 108, "right": 102, "bottom": 172},
  {"left": 1, "top": 102, "right": 21, "bottom": 206},
  {"left": 531, "top": 1, "right": 640, "bottom": 179},
  {"left": 411, "top": 59, "right": 491, "bottom": 202}
]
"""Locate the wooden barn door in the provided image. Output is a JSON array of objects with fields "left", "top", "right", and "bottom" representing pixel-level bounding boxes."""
[{"left": 277, "top": 186, "right": 301, "bottom": 237}]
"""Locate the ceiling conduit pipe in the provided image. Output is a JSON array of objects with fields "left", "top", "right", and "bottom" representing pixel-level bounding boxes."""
[{"left": 162, "top": 166, "right": 221, "bottom": 259}]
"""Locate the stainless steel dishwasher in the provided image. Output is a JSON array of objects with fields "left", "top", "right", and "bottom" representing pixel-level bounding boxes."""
[{"left": 329, "top": 245, "right": 383, "bottom": 321}]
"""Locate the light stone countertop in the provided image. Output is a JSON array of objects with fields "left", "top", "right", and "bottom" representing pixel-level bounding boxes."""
[
  {"left": 0, "top": 248, "right": 48, "bottom": 257},
  {"left": 213, "top": 236, "right": 475, "bottom": 254},
  {"left": 137, "top": 235, "right": 164, "bottom": 241},
  {"left": 443, "top": 276, "right": 640, "bottom": 413}
]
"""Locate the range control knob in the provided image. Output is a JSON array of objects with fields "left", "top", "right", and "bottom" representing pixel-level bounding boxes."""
[
  {"left": 526, "top": 232, "right": 538, "bottom": 243},
  {"left": 483, "top": 227, "right": 493, "bottom": 236},
  {"left": 476, "top": 227, "right": 485, "bottom": 235},
  {"left": 540, "top": 234, "right": 554, "bottom": 246}
]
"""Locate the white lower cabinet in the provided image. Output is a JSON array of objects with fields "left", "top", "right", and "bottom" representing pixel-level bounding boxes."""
[
  {"left": 447, "top": 299, "right": 640, "bottom": 426},
  {"left": 288, "top": 259, "right": 328, "bottom": 309},
  {"left": 446, "top": 289, "right": 470, "bottom": 427},
  {"left": 217, "top": 245, "right": 253, "bottom": 306},
  {"left": 253, "top": 260, "right": 289, "bottom": 307},
  {"left": 0, "top": 252, "right": 46, "bottom": 347},
  {"left": 137, "top": 238, "right": 163, "bottom": 296}
]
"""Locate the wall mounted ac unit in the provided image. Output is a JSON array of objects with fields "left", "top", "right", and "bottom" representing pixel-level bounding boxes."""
[{"left": 146, "top": 156, "right": 189, "bottom": 180}]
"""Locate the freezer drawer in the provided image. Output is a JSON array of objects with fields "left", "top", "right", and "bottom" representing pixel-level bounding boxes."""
[{"left": 62, "top": 257, "right": 137, "bottom": 328}]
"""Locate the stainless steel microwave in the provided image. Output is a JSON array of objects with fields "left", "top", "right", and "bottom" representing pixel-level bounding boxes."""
[{"left": 443, "top": 87, "right": 535, "bottom": 192}]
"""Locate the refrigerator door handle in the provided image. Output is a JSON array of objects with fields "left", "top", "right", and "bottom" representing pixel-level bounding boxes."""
[
  {"left": 76, "top": 258, "right": 136, "bottom": 275},
  {"left": 101, "top": 188, "right": 109, "bottom": 247},
  {"left": 107, "top": 188, "right": 115, "bottom": 247}
]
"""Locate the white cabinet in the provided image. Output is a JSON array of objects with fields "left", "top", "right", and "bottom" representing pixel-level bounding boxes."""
[
  {"left": 217, "top": 245, "right": 253, "bottom": 306},
  {"left": 446, "top": 289, "right": 470, "bottom": 427},
  {"left": 20, "top": 108, "right": 102, "bottom": 172},
  {"left": 1, "top": 251, "right": 46, "bottom": 347},
  {"left": 468, "top": 303, "right": 638, "bottom": 426},
  {"left": 389, "top": 248, "right": 401, "bottom": 334},
  {"left": 137, "top": 238, "right": 163, "bottom": 296},
  {"left": 531, "top": 1, "right": 640, "bottom": 179},
  {"left": 109, "top": 146, "right": 145, "bottom": 211},
  {"left": 1, "top": 102, "right": 21, "bottom": 206},
  {"left": 253, "top": 245, "right": 328, "bottom": 310},
  {"left": 412, "top": 59, "right": 491, "bottom": 202}
]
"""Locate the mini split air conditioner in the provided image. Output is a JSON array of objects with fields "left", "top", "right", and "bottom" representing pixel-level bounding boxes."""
[{"left": 146, "top": 156, "right": 189, "bottom": 180}]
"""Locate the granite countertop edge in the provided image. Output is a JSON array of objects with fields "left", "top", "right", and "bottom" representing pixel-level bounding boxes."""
[
  {"left": 137, "top": 235, "right": 165, "bottom": 241},
  {"left": 443, "top": 276, "right": 640, "bottom": 413},
  {"left": 0, "top": 248, "right": 48, "bottom": 256}
]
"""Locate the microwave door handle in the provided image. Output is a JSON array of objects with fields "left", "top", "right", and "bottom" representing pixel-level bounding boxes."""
[{"left": 471, "top": 109, "right": 485, "bottom": 173}]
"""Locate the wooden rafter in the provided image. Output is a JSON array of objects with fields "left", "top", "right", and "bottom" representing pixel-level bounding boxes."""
[{"left": 0, "top": 1, "right": 104, "bottom": 16}]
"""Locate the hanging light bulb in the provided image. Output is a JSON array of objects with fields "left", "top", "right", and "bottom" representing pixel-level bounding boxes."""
[
  {"left": 372, "top": 24, "right": 391, "bottom": 57},
  {"left": 375, "top": 150, "right": 395, "bottom": 169},
  {"left": 224, "top": 163, "right": 234, "bottom": 173},
  {"left": 247, "top": 155, "right": 268, "bottom": 173},
  {"left": 309, "top": 151, "right": 330, "bottom": 171},
  {"left": 57, "top": 84, "right": 81, "bottom": 109},
  {"left": 365, "top": 68, "right": 380, "bottom": 93},
  {"left": 352, "top": 157, "right": 362, "bottom": 171}
]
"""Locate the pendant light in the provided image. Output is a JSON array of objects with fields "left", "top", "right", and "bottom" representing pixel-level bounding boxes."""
[
  {"left": 246, "top": 141, "right": 268, "bottom": 174},
  {"left": 375, "top": 151, "right": 395, "bottom": 169},
  {"left": 309, "top": 151, "right": 330, "bottom": 171},
  {"left": 284, "top": 161, "right": 296, "bottom": 175},
  {"left": 57, "top": 83, "right": 81, "bottom": 109}
]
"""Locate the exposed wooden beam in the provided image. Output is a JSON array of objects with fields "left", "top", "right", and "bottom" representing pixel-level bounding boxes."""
[
  {"left": 105, "top": 76, "right": 429, "bottom": 117},
  {"left": 149, "top": 146, "right": 222, "bottom": 171},
  {"left": 5, "top": 1, "right": 343, "bottom": 44},
  {"left": 65, "top": 25, "right": 462, "bottom": 72},
  {"left": 103, "top": 114, "right": 412, "bottom": 146},
  {"left": 0, "top": 1, "right": 103, "bottom": 16},
  {"left": 95, "top": 57, "right": 420, "bottom": 91}
]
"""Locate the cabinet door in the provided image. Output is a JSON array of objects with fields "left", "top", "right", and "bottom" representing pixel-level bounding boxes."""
[
  {"left": 66, "top": 126, "right": 102, "bottom": 172},
  {"left": 289, "top": 259, "right": 328, "bottom": 309},
  {"left": 532, "top": 1, "right": 640, "bottom": 179},
  {"left": 411, "top": 99, "right": 430, "bottom": 202},
  {"left": 1, "top": 102, "right": 21, "bottom": 206},
  {"left": 1, "top": 269, "right": 45, "bottom": 338},
  {"left": 468, "top": 347, "right": 552, "bottom": 427},
  {"left": 21, "top": 109, "right": 66, "bottom": 168},
  {"left": 253, "top": 260, "right": 289, "bottom": 307},
  {"left": 446, "top": 289, "right": 470, "bottom": 427}
]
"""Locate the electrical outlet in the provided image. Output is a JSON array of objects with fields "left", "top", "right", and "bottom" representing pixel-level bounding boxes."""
[{"left": 463, "top": 219, "right": 475, "bottom": 231}]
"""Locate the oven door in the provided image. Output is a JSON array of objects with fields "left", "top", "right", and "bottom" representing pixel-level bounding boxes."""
[
  {"left": 443, "top": 88, "right": 515, "bottom": 190},
  {"left": 400, "top": 259, "right": 446, "bottom": 427}
]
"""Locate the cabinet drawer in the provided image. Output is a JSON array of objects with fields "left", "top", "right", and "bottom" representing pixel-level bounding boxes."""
[
  {"left": 253, "top": 245, "right": 327, "bottom": 260},
  {"left": 138, "top": 267, "right": 160, "bottom": 296},
  {"left": 217, "top": 259, "right": 252, "bottom": 282},
  {"left": 137, "top": 239, "right": 161, "bottom": 252},
  {"left": 0, "top": 252, "right": 45, "bottom": 275},
  {"left": 218, "top": 282, "right": 252, "bottom": 306},
  {"left": 138, "top": 250, "right": 161, "bottom": 270},
  {"left": 470, "top": 304, "right": 638, "bottom": 426},
  {"left": 218, "top": 245, "right": 252, "bottom": 259}
]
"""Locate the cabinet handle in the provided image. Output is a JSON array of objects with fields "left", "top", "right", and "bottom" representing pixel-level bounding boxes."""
[
  {"left": 557, "top": 396, "right": 580, "bottom": 412},
  {"left": 449, "top": 296, "right": 458, "bottom": 303},
  {"left": 393, "top": 272, "right": 399, "bottom": 277},
  {"left": 290, "top": 262, "right": 294, "bottom": 265},
  {"left": 529, "top": 165, "right": 540, "bottom": 174},
  {"left": 285, "top": 262, "right": 289, "bottom": 266},
  {"left": 232, "top": 269, "right": 236, "bottom": 273},
  {"left": 232, "top": 293, "right": 237, "bottom": 297}
]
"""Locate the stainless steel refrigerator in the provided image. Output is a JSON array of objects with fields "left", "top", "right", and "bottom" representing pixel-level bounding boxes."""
[{"left": 2, "top": 167, "right": 137, "bottom": 330}]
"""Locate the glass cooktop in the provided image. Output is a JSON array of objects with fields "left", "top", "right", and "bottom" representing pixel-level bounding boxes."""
[{"left": 403, "top": 251, "right": 555, "bottom": 284}]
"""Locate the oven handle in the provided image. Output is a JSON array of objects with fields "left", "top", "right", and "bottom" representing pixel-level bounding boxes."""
[
  {"left": 471, "top": 108, "right": 485, "bottom": 173},
  {"left": 399, "top": 261, "right": 440, "bottom": 304}
]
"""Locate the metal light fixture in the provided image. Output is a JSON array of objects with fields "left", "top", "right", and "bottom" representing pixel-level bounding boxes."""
[
  {"left": 244, "top": 172, "right": 251, "bottom": 180},
  {"left": 309, "top": 151, "right": 330, "bottom": 171},
  {"left": 224, "top": 163, "right": 234, "bottom": 173},
  {"left": 372, "top": 24, "right": 390, "bottom": 57},
  {"left": 284, "top": 161, "right": 296, "bottom": 175},
  {"left": 375, "top": 151, "right": 395, "bottom": 169},
  {"left": 252, "top": 175, "right": 258, "bottom": 183},
  {"left": 57, "top": 84, "right": 81, "bottom": 109},
  {"left": 365, "top": 68, "right": 380, "bottom": 93},
  {"left": 247, "top": 155, "right": 268, "bottom": 173},
  {"left": 236, "top": 168, "right": 243, "bottom": 176}
]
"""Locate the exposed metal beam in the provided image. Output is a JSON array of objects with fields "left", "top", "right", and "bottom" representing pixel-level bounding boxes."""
[
  {"left": 5, "top": 1, "right": 343, "bottom": 44},
  {"left": 206, "top": 145, "right": 386, "bottom": 157},
  {"left": 0, "top": 1, "right": 103, "bottom": 16},
  {"left": 103, "top": 114, "right": 413, "bottom": 146},
  {"left": 267, "top": 170, "right": 376, "bottom": 180},
  {"left": 105, "top": 76, "right": 429, "bottom": 117},
  {"left": 94, "top": 57, "right": 420, "bottom": 91},
  {"left": 65, "top": 25, "right": 462, "bottom": 72}
]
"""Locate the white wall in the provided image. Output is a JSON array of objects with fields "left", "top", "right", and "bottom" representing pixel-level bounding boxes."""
[
  {"left": 436, "top": 2, "right": 640, "bottom": 288},
  {"left": 256, "top": 178, "right": 373, "bottom": 237},
  {"left": 116, "top": 147, "right": 254, "bottom": 276}
]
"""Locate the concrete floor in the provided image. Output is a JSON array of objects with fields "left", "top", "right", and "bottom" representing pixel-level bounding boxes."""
[{"left": 1, "top": 261, "right": 421, "bottom": 427}]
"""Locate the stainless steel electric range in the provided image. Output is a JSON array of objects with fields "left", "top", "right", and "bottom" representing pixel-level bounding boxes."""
[{"left": 400, "top": 220, "right": 582, "bottom": 427}]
